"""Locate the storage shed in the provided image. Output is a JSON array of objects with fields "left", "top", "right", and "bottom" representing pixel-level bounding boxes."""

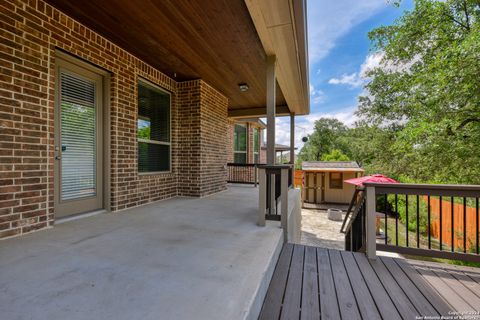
[{"left": 302, "top": 161, "right": 364, "bottom": 204}]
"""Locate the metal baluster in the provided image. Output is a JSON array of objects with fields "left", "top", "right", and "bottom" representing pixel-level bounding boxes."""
[
  {"left": 395, "top": 194, "right": 398, "bottom": 246},
  {"left": 406, "top": 194, "right": 409, "bottom": 247},
  {"left": 427, "top": 196, "right": 431, "bottom": 249},
  {"left": 440, "top": 196, "right": 443, "bottom": 251},
  {"left": 451, "top": 196, "right": 454, "bottom": 252},
  {"left": 384, "top": 194, "right": 388, "bottom": 245},
  {"left": 463, "top": 197, "right": 467, "bottom": 253},
  {"left": 476, "top": 198, "right": 479, "bottom": 255},
  {"left": 416, "top": 195, "right": 420, "bottom": 248}
]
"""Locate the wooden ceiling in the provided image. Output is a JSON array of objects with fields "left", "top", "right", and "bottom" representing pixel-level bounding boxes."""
[{"left": 45, "top": 0, "right": 287, "bottom": 111}]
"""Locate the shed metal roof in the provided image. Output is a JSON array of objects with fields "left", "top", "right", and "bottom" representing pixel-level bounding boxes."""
[{"left": 302, "top": 161, "right": 364, "bottom": 172}]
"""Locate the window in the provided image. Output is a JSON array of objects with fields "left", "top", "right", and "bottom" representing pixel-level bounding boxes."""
[
  {"left": 137, "top": 80, "right": 170, "bottom": 173},
  {"left": 329, "top": 172, "right": 343, "bottom": 189},
  {"left": 253, "top": 127, "right": 260, "bottom": 163},
  {"left": 233, "top": 124, "right": 247, "bottom": 164}
]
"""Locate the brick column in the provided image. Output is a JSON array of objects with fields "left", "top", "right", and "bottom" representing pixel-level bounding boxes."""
[{"left": 177, "top": 80, "right": 228, "bottom": 197}]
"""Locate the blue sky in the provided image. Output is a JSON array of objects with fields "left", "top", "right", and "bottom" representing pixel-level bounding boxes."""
[{"left": 276, "top": 0, "right": 413, "bottom": 150}]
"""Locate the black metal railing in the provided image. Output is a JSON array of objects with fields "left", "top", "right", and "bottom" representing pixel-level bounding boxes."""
[
  {"left": 227, "top": 163, "right": 260, "bottom": 185},
  {"left": 344, "top": 183, "right": 480, "bottom": 263},
  {"left": 341, "top": 188, "right": 366, "bottom": 252},
  {"left": 267, "top": 166, "right": 294, "bottom": 220}
]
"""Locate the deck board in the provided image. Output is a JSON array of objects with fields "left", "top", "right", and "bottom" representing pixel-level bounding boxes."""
[
  {"left": 260, "top": 244, "right": 480, "bottom": 320},
  {"left": 316, "top": 248, "right": 341, "bottom": 320},
  {"left": 259, "top": 243, "right": 294, "bottom": 320},
  {"left": 301, "top": 246, "right": 320, "bottom": 320},
  {"left": 280, "top": 245, "right": 305, "bottom": 320},
  {"left": 394, "top": 258, "right": 453, "bottom": 316},
  {"left": 329, "top": 249, "right": 361, "bottom": 320},
  {"left": 380, "top": 256, "right": 439, "bottom": 316},
  {"left": 340, "top": 251, "right": 380, "bottom": 320},
  {"left": 420, "top": 262, "right": 480, "bottom": 312},
  {"left": 413, "top": 263, "right": 474, "bottom": 312},
  {"left": 368, "top": 255, "right": 419, "bottom": 319},
  {"left": 353, "top": 252, "right": 402, "bottom": 320}
]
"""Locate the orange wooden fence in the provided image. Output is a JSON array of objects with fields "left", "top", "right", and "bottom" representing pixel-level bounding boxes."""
[
  {"left": 294, "top": 170, "right": 303, "bottom": 188},
  {"left": 429, "top": 197, "right": 479, "bottom": 251}
]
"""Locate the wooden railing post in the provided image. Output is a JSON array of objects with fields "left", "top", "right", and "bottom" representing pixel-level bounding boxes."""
[
  {"left": 366, "top": 185, "right": 377, "bottom": 259},
  {"left": 258, "top": 167, "right": 266, "bottom": 226},
  {"left": 280, "top": 168, "right": 289, "bottom": 242}
]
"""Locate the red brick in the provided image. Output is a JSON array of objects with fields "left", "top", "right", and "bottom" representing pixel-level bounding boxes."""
[{"left": 0, "top": 0, "right": 227, "bottom": 239}]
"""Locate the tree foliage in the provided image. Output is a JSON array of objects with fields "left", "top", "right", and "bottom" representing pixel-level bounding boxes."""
[
  {"left": 300, "top": 0, "right": 480, "bottom": 184},
  {"left": 298, "top": 118, "right": 350, "bottom": 162},
  {"left": 321, "top": 149, "right": 350, "bottom": 161}
]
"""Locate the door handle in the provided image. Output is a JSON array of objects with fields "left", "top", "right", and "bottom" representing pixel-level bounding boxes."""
[{"left": 55, "top": 156, "right": 62, "bottom": 160}]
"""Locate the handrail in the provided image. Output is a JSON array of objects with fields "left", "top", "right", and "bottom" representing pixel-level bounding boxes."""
[
  {"left": 350, "top": 183, "right": 480, "bottom": 262},
  {"left": 363, "top": 182, "right": 480, "bottom": 190},
  {"left": 363, "top": 182, "right": 480, "bottom": 197},
  {"left": 341, "top": 189, "right": 365, "bottom": 234},
  {"left": 341, "top": 188, "right": 363, "bottom": 233},
  {"left": 226, "top": 163, "right": 258, "bottom": 167}
]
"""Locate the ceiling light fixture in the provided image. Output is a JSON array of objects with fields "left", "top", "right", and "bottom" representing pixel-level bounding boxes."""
[{"left": 238, "top": 83, "right": 249, "bottom": 92}]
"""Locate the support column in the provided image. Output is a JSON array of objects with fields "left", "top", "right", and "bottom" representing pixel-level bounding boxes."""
[
  {"left": 290, "top": 113, "right": 295, "bottom": 187},
  {"left": 266, "top": 55, "right": 276, "bottom": 165},
  {"left": 290, "top": 113, "right": 295, "bottom": 165},
  {"left": 366, "top": 185, "right": 377, "bottom": 259}
]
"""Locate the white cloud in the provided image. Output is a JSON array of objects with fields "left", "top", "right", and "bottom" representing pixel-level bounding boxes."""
[
  {"left": 328, "top": 51, "right": 385, "bottom": 88},
  {"left": 309, "top": 84, "right": 326, "bottom": 105},
  {"left": 360, "top": 51, "right": 384, "bottom": 76},
  {"left": 308, "top": 1, "right": 388, "bottom": 64},
  {"left": 328, "top": 73, "right": 363, "bottom": 87}
]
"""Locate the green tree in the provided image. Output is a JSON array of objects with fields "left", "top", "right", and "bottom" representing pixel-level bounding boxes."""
[
  {"left": 297, "top": 118, "right": 350, "bottom": 163},
  {"left": 357, "top": 0, "right": 480, "bottom": 184},
  {"left": 321, "top": 149, "right": 350, "bottom": 161}
]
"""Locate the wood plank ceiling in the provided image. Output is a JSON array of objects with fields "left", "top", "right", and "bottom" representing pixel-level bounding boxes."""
[{"left": 44, "top": 0, "right": 287, "bottom": 111}]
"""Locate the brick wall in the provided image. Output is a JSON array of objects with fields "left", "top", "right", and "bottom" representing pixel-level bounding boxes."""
[
  {"left": 226, "top": 119, "right": 235, "bottom": 163},
  {"left": 199, "top": 81, "right": 228, "bottom": 196},
  {"left": 177, "top": 80, "right": 202, "bottom": 196},
  {"left": 0, "top": 0, "right": 228, "bottom": 239}
]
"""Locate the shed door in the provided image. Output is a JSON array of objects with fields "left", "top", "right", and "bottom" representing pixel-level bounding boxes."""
[{"left": 304, "top": 172, "right": 324, "bottom": 204}]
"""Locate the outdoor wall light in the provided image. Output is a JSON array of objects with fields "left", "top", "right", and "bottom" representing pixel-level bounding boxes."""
[{"left": 238, "top": 83, "right": 249, "bottom": 92}]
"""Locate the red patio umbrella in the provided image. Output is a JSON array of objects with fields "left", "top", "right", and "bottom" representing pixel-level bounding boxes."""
[
  {"left": 343, "top": 174, "right": 398, "bottom": 237},
  {"left": 344, "top": 174, "right": 398, "bottom": 187}
]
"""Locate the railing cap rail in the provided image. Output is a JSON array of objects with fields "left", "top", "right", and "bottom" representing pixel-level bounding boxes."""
[
  {"left": 257, "top": 164, "right": 293, "bottom": 170},
  {"left": 363, "top": 182, "right": 480, "bottom": 191},
  {"left": 227, "top": 162, "right": 261, "bottom": 167}
]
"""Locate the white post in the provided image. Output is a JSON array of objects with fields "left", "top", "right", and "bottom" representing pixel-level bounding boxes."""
[
  {"left": 280, "top": 168, "right": 289, "bottom": 242},
  {"left": 290, "top": 113, "right": 295, "bottom": 165},
  {"left": 258, "top": 168, "right": 266, "bottom": 227},
  {"left": 266, "top": 56, "right": 277, "bottom": 217},
  {"left": 366, "top": 185, "right": 377, "bottom": 259},
  {"left": 290, "top": 113, "right": 295, "bottom": 187},
  {"left": 266, "top": 55, "right": 276, "bottom": 165}
]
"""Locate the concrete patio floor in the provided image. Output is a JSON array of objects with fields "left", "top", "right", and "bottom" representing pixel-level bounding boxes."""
[{"left": 0, "top": 185, "right": 283, "bottom": 320}]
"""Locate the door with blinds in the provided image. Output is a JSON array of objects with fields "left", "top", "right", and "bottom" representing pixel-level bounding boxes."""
[{"left": 54, "top": 57, "right": 104, "bottom": 218}]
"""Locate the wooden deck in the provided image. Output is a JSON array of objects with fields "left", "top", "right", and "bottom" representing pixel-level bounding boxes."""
[{"left": 260, "top": 244, "right": 480, "bottom": 320}]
